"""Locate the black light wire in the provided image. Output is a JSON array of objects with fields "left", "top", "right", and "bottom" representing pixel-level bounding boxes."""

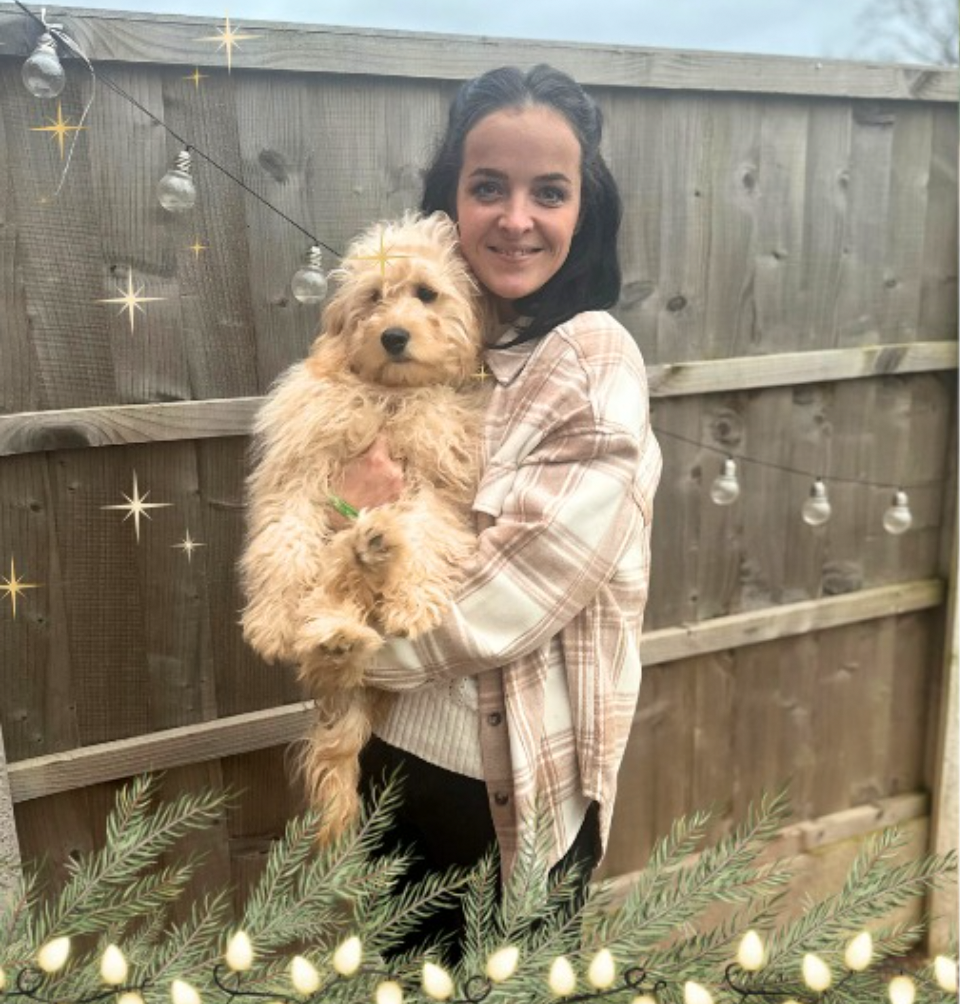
[{"left": 12, "top": 0, "right": 342, "bottom": 258}]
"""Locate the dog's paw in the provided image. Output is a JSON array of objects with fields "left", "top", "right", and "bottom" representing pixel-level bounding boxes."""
[
  {"left": 295, "top": 614, "right": 382, "bottom": 690},
  {"left": 349, "top": 510, "right": 406, "bottom": 572},
  {"left": 377, "top": 597, "right": 444, "bottom": 639}
]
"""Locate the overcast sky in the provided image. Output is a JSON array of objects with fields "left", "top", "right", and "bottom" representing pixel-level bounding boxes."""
[{"left": 6, "top": 0, "right": 949, "bottom": 63}]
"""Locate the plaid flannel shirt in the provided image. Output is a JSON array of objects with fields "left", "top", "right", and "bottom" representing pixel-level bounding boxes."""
[{"left": 365, "top": 310, "right": 662, "bottom": 877}]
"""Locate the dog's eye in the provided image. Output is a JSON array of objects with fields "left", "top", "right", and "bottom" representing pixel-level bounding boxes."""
[
  {"left": 369, "top": 287, "right": 381, "bottom": 304},
  {"left": 415, "top": 285, "right": 438, "bottom": 303}
]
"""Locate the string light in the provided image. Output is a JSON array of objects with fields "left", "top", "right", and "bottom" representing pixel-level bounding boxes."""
[
  {"left": 422, "top": 962, "right": 454, "bottom": 1001},
  {"left": 735, "top": 930, "right": 765, "bottom": 971},
  {"left": 801, "top": 953, "right": 832, "bottom": 992},
  {"left": 709, "top": 457, "right": 741, "bottom": 506},
  {"left": 375, "top": 981, "right": 404, "bottom": 1004},
  {"left": 22, "top": 29, "right": 65, "bottom": 97},
  {"left": 170, "top": 979, "right": 201, "bottom": 1004},
  {"left": 225, "top": 931, "right": 254, "bottom": 973},
  {"left": 683, "top": 980, "right": 714, "bottom": 1004},
  {"left": 801, "top": 479, "right": 832, "bottom": 527},
  {"left": 331, "top": 936, "right": 362, "bottom": 978},
  {"left": 485, "top": 947, "right": 519, "bottom": 983},
  {"left": 887, "top": 974, "right": 916, "bottom": 1004},
  {"left": 289, "top": 956, "right": 320, "bottom": 995},
  {"left": 548, "top": 957, "right": 577, "bottom": 997},
  {"left": 37, "top": 936, "right": 71, "bottom": 973},
  {"left": 100, "top": 944, "right": 129, "bottom": 985},
  {"left": 843, "top": 931, "right": 873, "bottom": 971},
  {"left": 934, "top": 955, "right": 958, "bottom": 993},
  {"left": 158, "top": 149, "right": 198, "bottom": 212},
  {"left": 882, "top": 490, "right": 913, "bottom": 535},
  {"left": 587, "top": 949, "right": 616, "bottom": 990},
  {"left": 291, "top": 245, "right": 329, "bottom": 304}
]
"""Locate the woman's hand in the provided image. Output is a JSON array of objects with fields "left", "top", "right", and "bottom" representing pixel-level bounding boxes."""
[{"left": 335, "top": 434, "right": 405, "bottom": 515}]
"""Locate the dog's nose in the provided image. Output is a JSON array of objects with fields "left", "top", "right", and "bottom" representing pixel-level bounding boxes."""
[{"left": 381, "top": 327, "right": 410, "bottom": 356}]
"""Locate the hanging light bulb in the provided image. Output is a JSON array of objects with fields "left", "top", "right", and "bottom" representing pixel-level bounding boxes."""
[
  {"left": 710, "top": 457, "right": 741, "bottom": 506},
  {"left": 22, "top": 31, "right": 66, "bottom": 98},
  {"left": 801, "top": 953, "right": 832, "bottom": 992},
  {"left": 290, "top": 956, "right": 320, "bottom": 995},
  {"left": 225, "top": 931, "right": 254, "bottom": 972},
  {"left": 683, "top": 981, "right": 714, "bottom": 1004},
  {"left": 100, "top": 944, "right": 129, "bottom": 985},
  {"left": 587, "top": 948, "right": 616, "bottom": 989},
  {"left": 882, "top": 489, "right": 912, "bottom": 535},
  {"left": 291, "top": 245, "right": 329, "bottom": 304},
  {"left": 801, "top": 479, "right": 832, "bottom": 527},
  {"left": 158, "top": 149, "right": 197, "bottom": 212},
  {"left": 843, "top": 931, "right": 873, "bottom": 972},
  {"left": 934, "top": 956, "right": 958, "bottom": 993},
  {"left": 736, "top": 930, "right": 765, "bottom": 971}
]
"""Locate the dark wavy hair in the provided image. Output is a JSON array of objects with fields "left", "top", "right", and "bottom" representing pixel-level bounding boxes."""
[{"left": 420, "top": 64, "right": 622, "bottom": 345}]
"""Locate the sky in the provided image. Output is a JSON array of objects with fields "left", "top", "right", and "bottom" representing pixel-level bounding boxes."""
[{"left": 6, "top": 0, "right": 953, "bottom": 64}]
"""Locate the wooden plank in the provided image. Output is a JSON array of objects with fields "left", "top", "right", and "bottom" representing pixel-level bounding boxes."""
[
  {"left": 640, "top": 578, "right": 944, "bottom": 666},
  {"left": 7, "top": 701, "right": 314, "bottom": 804},
  {"left": 0, "top": 723, "right": 21, "bottom": 895},
  {"left": 1, "top": 7, "right": 956, "bottom": 101},
  {"left": 6, "top": 579, "right": 944, "bottom": 803},
  {"left": 0, "top": 343, "right": 954, "bottom": 457}
]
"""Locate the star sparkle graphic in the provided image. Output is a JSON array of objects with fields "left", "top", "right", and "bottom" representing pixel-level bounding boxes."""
[
  {"left": 473, "top": 360, "right": 490, "bottom": 381},
  {"left": 197, "top": 13, "right": 256, "bottom": 72},
  {"left": 30, "top": 101, "right": 85, "bottom": 160},
  {"left": 0, "top": 557, "right": 41, "bottom": 619},
  {"left": 97, "top": 270, "right": 166, "bottom": 333},
  {"left": 184, "top": 67, "right": 209, "bottom": 89},
  {"left": 186, "top": 238, "right": 209, "bottom": 258},
  {"left": 102, "top": 471, "right": 173, "bottom": 543},
  {"left": 349, "top": 229, "right": 412, "bottom": 280},
  {"left": 173, "top": 529, "right": 205, "bottom": 563}
]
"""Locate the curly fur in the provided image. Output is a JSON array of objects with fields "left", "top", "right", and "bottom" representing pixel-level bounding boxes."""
[{"left": 240, "top": 211, "right": 489, "bottom": 842}]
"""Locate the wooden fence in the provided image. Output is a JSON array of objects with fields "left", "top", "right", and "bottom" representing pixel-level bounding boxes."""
[{"left": 0, "top": 5, "right": 956, "bottom": 936}]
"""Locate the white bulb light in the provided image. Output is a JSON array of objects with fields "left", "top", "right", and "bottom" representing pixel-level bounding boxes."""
[
  {"left": 736, "top": 930, "right": 765, "bottom": 971},
  {"left": 22, "top": 32, "right": 65, "bottom": 98},
  {"left": 801, "top": 953, "right": 832, "bottom": 992},
  {"left": 422, "top": 962, "right": 454, "bottom": 1001},
  {"left": 290, "top": 956, "right": 321, "bottom": 995},
  {"left": 158, "top": 149, "right": 197, "bottom": 212},
  {"left": 801, "top": 479, "right": 832, "bottom": 527},
  {"left": 101, "top": 944, "right": 129, "bottom": 985},
  {"left": 486, "top": 946, "right": 519, "bottom": 983},
  {"left": 683, "top": 980, "right": 714, "bottom": 1004},
  {"left": 0, "top": 967, "right": 7, "bottom": 991},
  {"left": 332, "top": 936, "right": 362, "bottom": 977},
  {"left": 934, "top": 955, "right": 958, "bottom": 992},
  {"left": 710, "top": 458, "right": 741, "bottom": 506},
  {"left": 117, "top": 994, "right": 144, "bottom": 1004},
  {"left": 226, "top": 931, "right": 254, "bottom": 972},
  {"left": 587, "top": 948, "right": 616, "bottom": 989},
  {"left": 170, "top": 979, "right": 201, "bottom": 1004},
  {"left": 887, "top": 974, "right": 916, "bottom": 1004},
  {"left": 548, "top": 956, "right": 577, "bottom": 997},
  {"left": 843, "top": 931, "right": 873, "bottom": 971},
  {"left": 292, "top": 246, "right": 329, "bottom": 304},
  {"left": 882, "top": 490, "right": 912, "bottom": 535},
  {"left": 37, "top": 936, "right": 71, "bottom": 973},
  {"left": 376, "top": 981, "right": 404, "bottom": 1004}
]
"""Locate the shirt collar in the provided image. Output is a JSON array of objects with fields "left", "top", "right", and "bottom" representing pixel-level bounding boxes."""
[{"left": 483, "top": 323, "right": 539, "bottom": 386}]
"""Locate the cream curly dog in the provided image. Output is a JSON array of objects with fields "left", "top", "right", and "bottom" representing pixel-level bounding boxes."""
[{"left": 240, "top": 211, "right": 489, "bottom": 842}]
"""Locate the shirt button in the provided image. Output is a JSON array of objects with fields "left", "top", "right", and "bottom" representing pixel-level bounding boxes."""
[
  {"left": 494, "top": 792, "right": 510, "bottom": 807},
  {"left": 486, "top": 712, "right": 503, "bottom": 726}
]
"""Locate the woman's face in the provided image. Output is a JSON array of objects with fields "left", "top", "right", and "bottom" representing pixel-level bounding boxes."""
[{"left": 454, "top": 105, "right": 582, "bottom": 319}]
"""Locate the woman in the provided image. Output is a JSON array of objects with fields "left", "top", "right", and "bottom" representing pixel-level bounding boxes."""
[{"left": 340, "top": 64, "right": 662, "bottom": 946}]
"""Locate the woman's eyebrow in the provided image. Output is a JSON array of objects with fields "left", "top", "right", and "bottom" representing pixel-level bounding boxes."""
[{"left": 467, "top": 167, "right": 573, "bottom": 184}]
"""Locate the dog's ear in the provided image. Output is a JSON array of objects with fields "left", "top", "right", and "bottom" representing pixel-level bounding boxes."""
[
  {"left": 306, "top": 290, "right": 350, "bottom": 377},
  {"left": 319, "top": 290, "right": 348, "bottom": 340}
]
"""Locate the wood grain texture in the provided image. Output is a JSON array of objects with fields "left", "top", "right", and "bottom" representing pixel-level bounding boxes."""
[{"left": 1, "top": 6, "right": 956, "bottom": 100}]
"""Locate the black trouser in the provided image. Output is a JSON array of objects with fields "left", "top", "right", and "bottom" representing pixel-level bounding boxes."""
[{"left": 359, "top": 735, "right": 600, "bottom": 961}]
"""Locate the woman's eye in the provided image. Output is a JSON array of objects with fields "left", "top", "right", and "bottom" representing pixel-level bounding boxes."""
[
  {"left": 471, "top": 181, "right": 502, "bottom": 200},
  {"left": 415, "top": 285, "right": 438, "bottom": 303},
  {"left": 538, "top": 186, "right": 567, "bottom": 206}
]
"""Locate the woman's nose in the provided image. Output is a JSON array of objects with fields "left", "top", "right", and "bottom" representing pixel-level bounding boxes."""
[{"left": 498, "top": 196, "right": 533, "bottom": 233}]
